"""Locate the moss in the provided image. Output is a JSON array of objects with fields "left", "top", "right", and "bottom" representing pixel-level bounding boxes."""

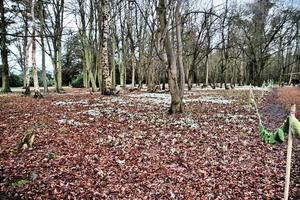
[{"left": 11, "top": 179, "right": 30, "bottom": 188}]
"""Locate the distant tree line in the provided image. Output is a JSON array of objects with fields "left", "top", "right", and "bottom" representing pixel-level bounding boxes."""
[{"left": 1, "top": 0, "right": 299, "bottom": 113}]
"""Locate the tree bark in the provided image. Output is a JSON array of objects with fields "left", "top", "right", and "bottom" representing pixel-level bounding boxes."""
[
  {"left": 31, "top": 0, "right": 41, "bottom": 97},
  {"left": 101, "top": 0, "right": 112, "bottom": 95},
  {"left": 119, "top": 4, "right": 127, "bottom": 89},
  {"left": 0, "top": 0, "right": 11, "bottom": 93},
  {"left": 120, "top": 37, "right": 127, "bottom": 88},
  {"left": 110, "top": 34, "right": 116, "bottom": 90},
  {"left": 175, "top": 0, "right": 185, "bottom": 98},
  {"left": 45, "top": 0, "right": 64, "bottom": 93},
  {"left": 40, "top": 1, "right": 47, "bottom": 94},
  {"left": 158, "top": 0, "right": 182, "bottom": 114},
  {"left": 57, "top": 43, "right": 63, "bottom": 90},
  {"left": 128, "top": 0, "right": 135, "bottom": 88},
  {"left": 23, "top": 18, "right": 30, "bottom": 90}
]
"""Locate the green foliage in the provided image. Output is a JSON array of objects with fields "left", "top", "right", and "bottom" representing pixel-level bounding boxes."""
[
  {"left": 71, "top": 75, "right": 84, "bottom": 88},
  {"left": 29, "top": 70, "right": 54, "bottom": 87},
  {"left": 291, "top": 117, "right": 300, "bottom": 140},
  {"left": 0, "top": 73, "right": 23, "bottom": 88},
  {"left": 0, "top": 71, "right": 54, "bottom": 88},
  {"left": 259, "top": 126, "right": 285, "bottom": 144},
  {"left": 62, "top": 34, "right": 83, "bottom": 86},
  {"left": 9, "top": 74, "right": 23, "bottom": 87},
  {"left": 11, "top": 179, "right": 30, "bottom": 188},
  {"left": 258, "top": 118, "right": 292, "bottom": 144},
  {"left": 47, "top": 152, "right": 57, "bottom": 160},
  {"left": 62, "top": 62, "right": 82, "bottom": 86},
  {"left": 277, "top": 128, "right": 285, "bottom": 142}
]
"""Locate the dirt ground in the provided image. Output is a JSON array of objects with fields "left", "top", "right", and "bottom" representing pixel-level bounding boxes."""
[{"left": 0, "top": 87, "right": 299, "bottom": 199}]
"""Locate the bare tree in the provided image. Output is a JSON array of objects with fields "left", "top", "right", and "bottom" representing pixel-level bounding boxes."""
[
  {"left": 31, "top": 0, "right": 42, "bottom": 97},
  {"left": 44, "top": 0, "right": 65, "bottom": 92},
  {"left": 158, "top": 0, "right": 183, "bottom": 114}
]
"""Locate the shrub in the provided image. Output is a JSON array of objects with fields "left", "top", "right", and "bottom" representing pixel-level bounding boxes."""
[
  {"left": 71, "top": 75, "right": 84, "bottom": 88},
  {"left": 9, "top": 74, "right": 23, "bottom": 87},
  {"left": 0, "top": 73, "right": 23, "bottom": 87},
  {"left": 29, "top": 73, "right": 54, "bottom": 87}
]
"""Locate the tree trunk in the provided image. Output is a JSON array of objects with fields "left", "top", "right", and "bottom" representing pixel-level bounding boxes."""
[
  {"left": 175, "top": 0, "right": 185, "bottom": 98},
  {"left": 97, "top": 52, "right": 102, "bottom": 91},
  {"left": 40, "top": 2, "right": 47, "bottom": 95},
  {"left": 289, "top": 21, "right": 299, "bottom": 85},
  {"left": 81, "top": 31, "right": 97, "bottom": 92},
  {"left": 137, "top": 11, "right": 146, "bottom": 89},
  {"left": 23, "top": 19, "right": 30, "bottom": 90},
  {"left": 83, "top": 61, "right": 88, "bottom": 88},
  {"left": 0, "top": 0, "right": 11, "bottom": 93},
  {"left": 119, "top": 5, "right": 126, "bottom": 89},
  {"left": 101, "top": 0, "right": 112, "bottom": 95},
  {"left": 204, "top": 55, "right": 209, "bottom": 87},
  {"left": 131, "top": 58, "right": 136, "bottom": 88},
  {"left": 128, "top": 0, "right": 135, "bottom": 88},
  {"left": 53, "top": 44, "right": 59, "bottom": 92},
  {"left": 162, "top": 66, "right": 166, "bottom": 90},
  {"left": 147, "top": 62, "right": 156, "bottom": 92},
  {"left": 238, "top": 57, "right": 244, "bottom": 86},
  {"left": 111, "top": 35, "right": 116, "bottom": 90},
  {"left": 158, "top": 0, "right": 182, "bottom": 114},
  {"left": 120, "top": 39, "right": 127, "bottom": 88},
  {"left": 137, "top": 43, "right": 144, "bottom": 89},
  {"left": 47, "top": 0, "right": 64, "bottom": 93},
  {"left": 57, "top": 45, "right": 63, "bottom": 90},
  {"left": 32, "top": 30, "right": 40, "bottom": 95},
  {"left": 187, "top": 70, "right": 193, "bottom": 91},
  {"left": 31, "top": 0, "right": 41, "bottom": 97},
  {"left": 24, "top": 44, "right": 31, "bottom": 88}
]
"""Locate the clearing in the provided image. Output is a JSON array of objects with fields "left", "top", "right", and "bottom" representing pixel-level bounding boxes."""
[{"left": 0, "top": 87, "right": 299, "bottom": 199}]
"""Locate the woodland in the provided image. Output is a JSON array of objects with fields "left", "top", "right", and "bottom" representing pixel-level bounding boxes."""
[{"left": 1, "top": 0, "right": 300, "bottom": 199}]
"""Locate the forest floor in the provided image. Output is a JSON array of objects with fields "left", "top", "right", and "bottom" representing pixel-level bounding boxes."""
[{"left": 0, "top": 86, "right": 299, "bottom": 199}]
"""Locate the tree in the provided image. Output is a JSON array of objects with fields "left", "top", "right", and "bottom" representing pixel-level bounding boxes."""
[
  {"left": 0, "top": 0, "right": 11, "bottom": 92},
  {"left": 175, "top": 0, "right": 185, "bottom": 99},
  {"left": 238, "top": 0, "right": 288, "bottom": 85},
  {"left": 77, "top": 0, "right": 97, "bottom": 92},
  {"left": 158, "top": 0, "right": 183, "bottom": 114},
  {"left": 44, "top": 0, "right": 65, "bottom": 92},
  {"left": 31, "top": 0, "right": 42, "bottom": 98},
  {"left": 38, "top": 0, "right": 48, "bottom": 94},
  {"left": 13, "top": 0, "right": 31, "bottom": 90},
  {"left": 101, "top": 0, "right": 112, "bottom": 95}
]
